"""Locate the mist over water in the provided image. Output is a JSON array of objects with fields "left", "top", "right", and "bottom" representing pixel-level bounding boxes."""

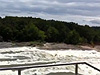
[{"left": 0, "top": 47, "right": 100, "bottom": 75}]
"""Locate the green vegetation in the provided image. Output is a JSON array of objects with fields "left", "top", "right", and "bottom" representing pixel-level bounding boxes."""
[{"left": 0, "top": 16, "right": 100, "bottom": 45}]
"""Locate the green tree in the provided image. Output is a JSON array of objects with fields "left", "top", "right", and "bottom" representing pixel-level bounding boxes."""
[
  {"left": 23, "top": 23, "right": 45, "bottom": 41},
  {"left": 67, "top": 30, "right": 82, "bottom": 44},
  {"left": 46, "top": 26, "right": 59, "bottom": 42},
  {"left": 1, "top": 27, "right": 13, "bottom": 41}
]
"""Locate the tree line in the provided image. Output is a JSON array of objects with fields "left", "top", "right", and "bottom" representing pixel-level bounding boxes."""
[{"left": 0, "top": 16, "right": 100, "bottom": 45}]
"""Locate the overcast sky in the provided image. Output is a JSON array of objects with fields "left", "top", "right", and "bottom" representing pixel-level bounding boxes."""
[{"left": 0, "top": 0, "right": 100, "bottom": 26}]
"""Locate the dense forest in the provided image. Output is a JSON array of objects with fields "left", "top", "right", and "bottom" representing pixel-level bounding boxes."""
[{"left": 0, "top": 16, "right": 100, "bottom": 45}]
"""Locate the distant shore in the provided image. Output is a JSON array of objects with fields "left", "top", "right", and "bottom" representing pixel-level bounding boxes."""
[
  {"left": 0, "top": 42, "right": 100, "bottom": 52},
  {"left": 38, "top": 43, "right": 100, "bottom": 52}
]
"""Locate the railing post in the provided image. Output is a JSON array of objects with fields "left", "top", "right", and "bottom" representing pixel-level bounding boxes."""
[
  {"left": 75, "top": 64, "right": 78, "bottom": 75},
  {"left": 18, "top": 69, "right": 21, "bottom": 75}
]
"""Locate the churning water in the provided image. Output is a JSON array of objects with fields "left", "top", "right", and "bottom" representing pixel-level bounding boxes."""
[{"left": 0, "top": 47, "right": 100, "bottom": 75}]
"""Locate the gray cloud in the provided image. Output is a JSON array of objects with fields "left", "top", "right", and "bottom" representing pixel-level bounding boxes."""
[
  {"left": 90, "top": 19, "right": 100, "bottom": 24},
  {"left": 0, "top": 0, "right": 100, "bottom": 26}
]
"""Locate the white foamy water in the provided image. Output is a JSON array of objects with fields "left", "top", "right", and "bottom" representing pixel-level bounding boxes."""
[{"left": 0, "top": 47, "right": 100, "bottom": 75}]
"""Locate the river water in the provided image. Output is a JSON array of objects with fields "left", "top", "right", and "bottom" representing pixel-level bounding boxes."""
[{"left": 0, "top": 47, "right": 100, "bottom": 75}]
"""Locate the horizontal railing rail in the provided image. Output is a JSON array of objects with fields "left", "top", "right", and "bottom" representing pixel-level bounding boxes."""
[{"left": 0, "top": 62, "right": 100, "bottom": 75}]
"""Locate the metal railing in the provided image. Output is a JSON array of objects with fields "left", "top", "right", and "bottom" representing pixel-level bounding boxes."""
[{"left": 0, "top": 62, "right": 100, "bottom": 75}]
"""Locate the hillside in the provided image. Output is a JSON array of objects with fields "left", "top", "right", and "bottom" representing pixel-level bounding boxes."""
[{"left": 0, "top": 16, "right": 100, "bottom": 45}]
